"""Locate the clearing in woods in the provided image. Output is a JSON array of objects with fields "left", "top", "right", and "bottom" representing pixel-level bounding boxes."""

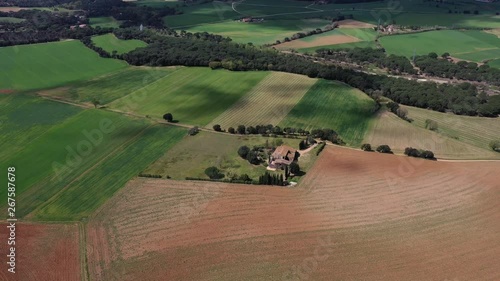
[
  {"left": 86, "top": 146, "right": 500, "bottom": 280},
  {"left": 363, "top": 111, "right": 500, "bottom": 159},
  {"left": 207, "top": 72, "right": 316, "bottom": 129},
  {"left": 91, "top": 33, "right": 147, "bottom": 55},
  {"left": 109, "top": 67, "right": 268, "bottom": 126},
  {"left": 280, "top": 80, "right": 377, "bottom": 147},
  {"left": 0, "top": 223, "right": 80, "bottom": 281},
  {"left": 0, "top": 40, "right": 127, "bottom": 91}
]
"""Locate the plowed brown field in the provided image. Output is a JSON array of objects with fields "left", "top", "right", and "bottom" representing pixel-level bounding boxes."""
[
  {"left": 87, "top": 146, "right": 500, "bottom": 281},
  {"left": 0, "top": 223, "right": 81, "bottom": 281}
]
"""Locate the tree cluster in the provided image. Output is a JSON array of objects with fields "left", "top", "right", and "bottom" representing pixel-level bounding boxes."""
[
  {"left": 387, "top": 102, "right": 412, "bottom": 122},
  {"left": 258, "top": 172, "right": 285, "bottom": 186},
  {"left": 376, "top": 145, "right": 392, "bottom": 153},
  {"left": 404, "top": 147, "right": 435, "bottom": 159},
  {"left": 204, "top": 166, "right": 224, "bottom": 179}
]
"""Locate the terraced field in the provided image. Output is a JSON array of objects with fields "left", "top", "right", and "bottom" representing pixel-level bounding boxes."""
[
  {"left": 363, "top": 111, "right": 500, "bottom": 159},
  {"left": 87, "top": 146, "right": 500, "bottom": 280},
  {"left": 0, "top": 40, "right": 127, "bottom": 91},
  {"left": 207, "top": 72, "right": 316, "bottom": 129},
  {"left": 109, "top": 67, "right": 269, "bottom": 126},
  {"left": 91, "top": 34, "right": 147, "bottom": 55},
  {"left": 280, "top": 80, "right": 377, "bottom": 147}
]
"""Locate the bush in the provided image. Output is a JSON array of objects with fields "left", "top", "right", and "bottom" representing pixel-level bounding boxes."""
[
  {"left": 238, "top": 145, "right": 250, "bottom": 158},
  {"left": 420, "top": 150, "right": 435, "bottom": 159},
  {"left": 316, "top": 142, "right": 326, "bottom": 156},
  {"left": 489, "top": 140, "right": 500, "bottom": 152},
  {"left": 404, "top": 147, "right": 420, "bottom": 157},
  {"left": 425, "top": 119, "right": 438, "bottom": 131},
  {"left": 228, "top": 127, "right": 235, "bottom": 134},
  {"left": 188, "top": 126, "right": 199, "bottom": 136},
  {"left": 361, "top": 143, "right": 372, "bottom": 151},
  {"left": 213, "top": 124, "right": 222, "bottom": 132},
  {"left": 376, "top": 145, "right": 392, "bottom": 154},
  {"left": 289, "top": 162, "right": 300, "bottom": 174},
  {"left": 163, "top": 113, "right": 173, "bottom": 122},
  {"left": 204, "top": 166, "right": 224, "bottom": 179}
]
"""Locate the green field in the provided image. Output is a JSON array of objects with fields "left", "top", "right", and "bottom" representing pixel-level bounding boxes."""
[
  {"left": 380, "top": 30, "right": 500, "bottom": 62},
  {"left": 89, "top": 16, "right": 122, "bottom": 28},
  {"left": 184, "top": 18, "right": 331, "bottom": 45},
  {"left": 109, "top": 67, "right": 269, "bottom": 126},
  {"left": 32, "top": 124, "right": 186, "bottom": 221},
  {"left": 164, "top": 2, "right": 240, "bottom": 27},
  {"left": 42, "top": 67, "right": 174, "bottom": 104},
  {"left": 488, "top": 58, "right": 500, "bottom": 68},
  {"left": 0, "top": 17, "right": 25, "bottom": 23},
  {"left": 91, "top": 33, "right": 147, "bottom": 55},
  {"left": 0, "top": 40, "right": 127, "bottom": 91},
  {"left": 294, "top": 28, "right": 378, "bottom": 53},
  {"left": 280, "top": 80, "right": 377, "bottom": 147},
  {"left": 0, "top": 94, "right": 186, "bottom": 220}
]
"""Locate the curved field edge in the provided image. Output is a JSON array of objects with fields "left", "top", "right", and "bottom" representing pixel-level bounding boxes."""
[
  {"left": 0, "top": 40, "right": 127, "bottom": 92},
  {"left": 86, "top": 146, "right": 500, "bottom": 280},
  {"left": 91, "top": 33, "right": 147, "bottom": 55},
  {"left": 280, "top": 79, "right": 378, "bottom": 147},
  {"left": 363, "top": 110, "right": 500, "bottom": 160}
]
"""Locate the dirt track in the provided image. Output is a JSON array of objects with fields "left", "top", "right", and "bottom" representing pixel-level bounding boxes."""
[{"left": 87, "top": 146, "right": 500, "bottom": 280}]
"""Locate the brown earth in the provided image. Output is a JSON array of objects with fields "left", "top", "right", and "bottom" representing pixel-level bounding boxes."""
[
  {"left": 0, "top": 89, "right": 14, "bottom": 94},
  {"left": 275, "top": 34, "right": 360, "bottom": 49},
  {"left": 337, "top": 19, "right": 376, "bottom": 29},
  {"left": 0, "top": 223, "right": 81, "bottom": 281},
  {"left": 87, "top": 146, "right": 500, "bottom": 280},
  {"left": 0, "top": 7, "right": 23, "bottom": 12}
]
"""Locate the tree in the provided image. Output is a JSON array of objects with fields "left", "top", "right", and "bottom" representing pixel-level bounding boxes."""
[
  {"left": 188, "top": 126, "right": 199, "bottom": 136},
  {"left": 490, "top": 140, "right": 500, "bottom": 152},
  {"left": 237, "top": 125, "right": 246, "bottom": 134},
  {"left": 299, "top": 140, "right": 308, "bottom": 150},
  {"left": 442, "top": 52, "right": 450, "bottom": 58},
  {"left": 376, "top": 145, "right": 392, "bottom": 154},
  {"left": 361, "top": 143, "right": 372, "bottom": 151},
  {"left": 289, "top": 162, "right": 300, "bottom": 174},
  {"left": 246, "top": 150, "right": 260, "bottom": 165},
  {"left": 404, "top": 147, "right": 420, "bottom": 157},
  {"left": 420, "top": 150, "right": 435, "bottom": 159},
  {"left": 204, "top": 166, "right": 224, "bottom": 179},
  {"left": 213, "top": 124, "right": 222, "bottom": 132},
  {"left": 238, "top": 145, "right": 250, "bottom": 159},
  {"left": 163, "top": 113, "right": 173, "bottom": 122},
  {"left": 425, "top": 119, "right": 438, "bottom": 131},
  {"left": 228, "top": 127, "right": 235, "bottom": 134},
  {"left": 428, "top": 52, "right": 438, "bottom": 59},
  {"left": 91, "top": 98, "right": 100, "bottom": 109}
]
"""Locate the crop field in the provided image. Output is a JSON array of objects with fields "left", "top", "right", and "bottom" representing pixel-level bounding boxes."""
[
  {"left": 380, "top": 30, "right": 500, "bottom": 62},
  {"left": 0, "top": 223, "right": 80, "bottom": 281},
  {"left": 89, "top": 17, "right": 122, "bottom": 28},
  {"left": 40, "top": 67, "right": 174, "bottom": 105},
  {"left": 207, "top": 72, "right": 316, "bottom": 129},
  {"left": 32, "top": 124, "right": 186, "bottom": 221},
  {"left": 0, "top": 16, "right": 25, "bottom": 23},
  {"left": 488, "top": 58, "right": 500, "bottom": 68},
  {"left": 163, "top": 2, "right": 240, "bottom": 27},
  {"left": 87, "top": 146, "right": 500, "bottom": 280},
  {"left": 404, "top": 105, "right": 500, "bottom": 152},
  {"left": 184, "top": 18, "right": 332, "bottom": 45},
  {"left": 109, "top": 67, "right": 268, "bottom": 126},
  {"left": 280, "top": 80, "right": 377, "bottom": 147},
  {"left": 0, "top": 40, "right": 126, "bottom": 91},
  {"left": 91, "top": 34, "right": 147, "bottom": 55},
  {"left": 363, "top": 111, "right": 500, "bottom": 159}
]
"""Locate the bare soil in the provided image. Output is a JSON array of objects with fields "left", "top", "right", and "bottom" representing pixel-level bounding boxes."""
[
  {"left": 337, "top": 19, "right": 376, "bottom": 29},
  {"left": 87, "top": 146, "right": 500, "bottom": 280},
  {"left": 0, "top": 223, "right": 81, "bottom": 281}
]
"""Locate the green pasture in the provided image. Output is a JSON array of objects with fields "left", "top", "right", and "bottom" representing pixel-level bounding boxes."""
[
  {"left": 0, "top": 40, "right": 127, "bottom": 91},
  {"left": 91, "top": 33, "right": 147, "bottom": 55},
  {"left": 380, "top": 30, "right": 500, "bottom": 62},
  {"left": 280, "top": 80, "right": 378, "bottom": 147},
  {"left": 0, "top": 17, "right": 25, "bottom": 23},
  {"left": 89, "top": 16, "right": 122, "bottom": 28},
  {"left": 109, "top": 67, "right": 269, "bottom": 126}
]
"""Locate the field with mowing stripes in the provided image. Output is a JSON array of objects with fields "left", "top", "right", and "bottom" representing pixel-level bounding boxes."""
[
  {"left": 405, "top": 105, "right": 500, "bottom": 151},
  {"left": 87, "top": 146, "right": 500, "bottom": 280},
  {"left": 280, "top": 80, "right": 377, "bottom": 147},
  {"left": 0, "top": 40, "right": 127, "bottom": 91},
  {"left": 207, "top": 72, "right": 315, "bottom": 129},
  {"left": 91, "top": 34, "right": 147, "bottom": 55},
  {"left": 0, "top": 223, "right": 81, "bottom": 280},
  {"left": 110, "top": 67, "right": 268, "bottom": 126},
  {"left": 363, "top": 111, "right": 500, "bottom": 159}
]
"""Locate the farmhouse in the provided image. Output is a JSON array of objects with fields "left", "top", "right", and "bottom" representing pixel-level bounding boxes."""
[{"left": 269, "top": 145, "right": 298, "bottom": 169}]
